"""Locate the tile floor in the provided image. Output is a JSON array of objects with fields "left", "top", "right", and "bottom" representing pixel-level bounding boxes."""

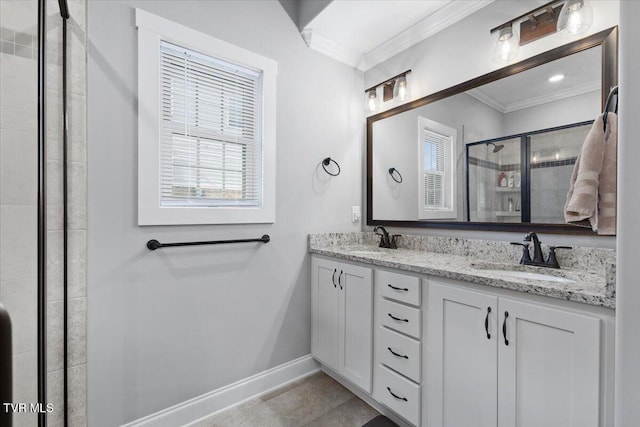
[{"left": 188, "top": 371, "right": 381, "bottom": 427}]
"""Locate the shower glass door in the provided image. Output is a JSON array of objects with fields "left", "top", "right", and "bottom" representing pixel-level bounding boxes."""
[{"left": 467, "top": 137, "right": 523, "bottom": 222}]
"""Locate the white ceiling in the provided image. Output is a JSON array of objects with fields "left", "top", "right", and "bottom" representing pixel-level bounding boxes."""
[
  {"left": 302, "top": 0, "right": 494, "bottom": 71},
  {"left": 467, "top": 46, "right": 602, "bottom": 113}
]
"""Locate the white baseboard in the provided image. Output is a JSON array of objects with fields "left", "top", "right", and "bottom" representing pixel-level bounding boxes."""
[{"left": 122, "top": 355, "right": 320, "bottom": 427}]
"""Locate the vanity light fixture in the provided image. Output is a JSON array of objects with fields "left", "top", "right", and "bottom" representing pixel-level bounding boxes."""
[
  {"left": 492, "top": 25, "right": 520, "bottom": 63},
  {"left": 489, "top": 1, "right": 592, "bottom": 64},
  {"left": 364, "top": 70, "right": 411, "bottom": 112},
  {"left": 366, "top": 89, "right": 379, "bottom": 113},
  {"left": 549, "top": 73, "right": 565, "bottom": 82},
  {"left": 557, "top": 0, "right": 593, "bottom": 36},
  {"left": 394, "top": 75, "right": 409, "bottom": 101}
]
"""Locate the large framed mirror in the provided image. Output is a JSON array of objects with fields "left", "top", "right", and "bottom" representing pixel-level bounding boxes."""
[{"left": 367, "top": 27, "right": 617, "bottom": 234}]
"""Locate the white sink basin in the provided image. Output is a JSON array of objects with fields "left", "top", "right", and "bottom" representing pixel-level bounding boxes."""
[
  {"left": 484, "top": 270, "right": 574, "bottom": 283},
  {"left": 470, "top": 262, "right": 575, "bottom": 283}
]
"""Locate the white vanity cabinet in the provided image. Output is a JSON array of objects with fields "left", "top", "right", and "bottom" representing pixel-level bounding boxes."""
[
  {"left": 427, "top": 279, "right": 602, "bottom": 427},
  {"left": 310, "top": 253, "right": 613, "bottom": 427},
  {"left": 311, "top": 256, "right": 373, "bottom": 392}
]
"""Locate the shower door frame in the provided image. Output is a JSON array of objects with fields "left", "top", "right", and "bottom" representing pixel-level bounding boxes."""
[
  {"left": 37, "top": 0, "right": 70, "bottom": 425},
  {"left": 465, "top": 120, "right": 594, "bottom": 224}
]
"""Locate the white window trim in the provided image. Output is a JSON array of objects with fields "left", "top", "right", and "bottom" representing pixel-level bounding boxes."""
[
  {"left": 417, "top": 116, "right": 457, "bottom": 220},
  {"left": 136, "top": 9, "right": 277, "bottom": 225}
]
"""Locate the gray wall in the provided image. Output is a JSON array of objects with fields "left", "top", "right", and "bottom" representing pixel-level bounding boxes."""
[
  {"left": 615, "top": 0, "right": 640, "bottom": 424},
  {"left": 372, "top": 92, "right": 503, "bottom": 221},
  {"left": 87, "top": 1, "right": 363, "bottom": 425},
  {"left": 502, "top": 91, "right": 600, "bottom": 136}
]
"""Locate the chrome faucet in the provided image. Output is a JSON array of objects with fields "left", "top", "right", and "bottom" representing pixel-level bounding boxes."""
[
  {"left": 373, "top": 226, "right": 399, "bottom": 249},
  {"left": 511, "top": 232, "right": 572, "bottom": 268}
]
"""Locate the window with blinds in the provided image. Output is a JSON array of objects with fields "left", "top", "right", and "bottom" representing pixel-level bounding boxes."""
[
  {"left": 423, "top": 129, "right": 447, "bottom": 209},
  {"left": 160, "top": 41, "right": 263, "bottom": 207},
  {"left": 418, "top": 117, "right": 457, "bottom": 220}
]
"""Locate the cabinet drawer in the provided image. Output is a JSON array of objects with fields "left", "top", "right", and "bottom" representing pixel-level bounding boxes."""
[
  {"left": 378, "top": 270, "right": 421, "bottom": 307},
  {"left": 376, "top": 364, "right": 420, "bottom": 426},
  {"left": 378, "top": 327, "right": 421, "bottom": 383},
  {"left": 381, "top": 298, "right": 421, "bottom": 339}
]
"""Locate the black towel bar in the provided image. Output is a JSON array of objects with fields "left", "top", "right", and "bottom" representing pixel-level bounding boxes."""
[{"left": 147, "top": 235, "right": 270, "bottom": 250}]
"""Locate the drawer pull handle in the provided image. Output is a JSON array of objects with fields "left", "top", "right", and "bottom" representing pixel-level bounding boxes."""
[
  {"left": 338, "top": 270, "right": 343, "bottom": 290},
  {"left": 386, "top": 387, "right": 408, "bottom": 402},
  {"left": 387, "top": 284, "right": 409, "bottom": 292},
  {"left": 484, "top": 306, "right": 491, "bottom": 339},
  {"left": 503, "top": 311, "right": 509, "bottom": 346},
  {"left": 387, "top": 347, "right": 408, "bottom": 359},
  {"left": 388, "top": 313, "right": 409, "bottom": 323},
  {"left": 332, "top": 269, "right": 337, "bottom": 288}
]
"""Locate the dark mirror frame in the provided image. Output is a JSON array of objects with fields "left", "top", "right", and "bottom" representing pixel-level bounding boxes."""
[{"left": 366, "top": 27, "right": 618, "bottom": 234}]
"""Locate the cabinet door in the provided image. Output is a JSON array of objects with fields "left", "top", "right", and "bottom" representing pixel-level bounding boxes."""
[
  {"left": 338, "top": 263, "right": 373, "bottom": 392},
  {"left": 311, "top": 257, "right": 340, "bottom": 370},
  {"left": 427, "top": 282, "right": 498, "bottom": 427},
  {"left": 498, "top": 298, "right": 601, "bottom": 427}
]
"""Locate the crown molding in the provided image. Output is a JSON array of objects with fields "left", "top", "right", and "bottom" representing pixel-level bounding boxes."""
[
  {"left": 300, "top": 0, "right": 494, "bottom": 71},
  {"left": 467, "top": 80, "right": 601, "bottom": 114},
  {"left": 300, "top": 28, "right": 364, "bottom": 69},
  {"left": 466, "top": 87, "right": 507, "bottom": 112},
  {"left": 504, "top": 80, "right": 601, "bottom": 113},
  {"left": 360, "top": 0, "right": 495, "bottom": 71}
]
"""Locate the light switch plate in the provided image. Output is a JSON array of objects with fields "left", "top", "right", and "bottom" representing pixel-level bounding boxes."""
[{"left": 352, "top": 206, "right": 361, "bottom": 223}]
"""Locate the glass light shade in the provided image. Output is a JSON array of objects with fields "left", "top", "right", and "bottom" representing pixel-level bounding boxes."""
[
  {"left": 492, "top": 26, "right": 519, "bottom": 64},
  {"left": 557, "top": 0, "right": 593, "bottom": 36},
  {"left": 393, "top": 75, "right": 408, "bottom": 101},
  {"left": 366, "top": 89, "right": 379, "bottom": 113}
]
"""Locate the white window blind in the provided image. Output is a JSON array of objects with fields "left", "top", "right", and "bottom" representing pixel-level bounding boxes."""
[
  {"left": 160, "top": 41, "right": 263, "bottom": 207},
  {"left": 423, "top": 129, "right": 448, "bottom": 209}
]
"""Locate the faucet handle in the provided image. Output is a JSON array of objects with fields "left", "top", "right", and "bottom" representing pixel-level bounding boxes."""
[
  {"left": 511, "top": 242, "right": 531, "bottom": 264},
  {"left": 390, "top": 235, "right": 401, "bottom": 249},
  {"left": 546, "top": 246, "right": 572, "bottom": 268}
]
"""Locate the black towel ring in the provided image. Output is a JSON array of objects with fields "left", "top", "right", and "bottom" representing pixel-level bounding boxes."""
[
  {"left": 388, "top": 167, "right": 403, "bottom": 183},
  {"left": 603, "top": 85, "right": 618, "bottom": 132},
  {"left": 322, "top": 157, "right": 341, "bottom": 176}
]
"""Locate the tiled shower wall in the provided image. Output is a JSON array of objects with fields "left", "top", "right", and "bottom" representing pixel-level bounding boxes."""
[
  {"left": 46, "top": 1, "right": 88, "bottom": 426},
  {"left": 0, "top": 0, "right": 87, "bottom": 425}
]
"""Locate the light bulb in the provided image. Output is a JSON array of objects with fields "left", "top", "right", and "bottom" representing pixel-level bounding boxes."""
[
  {"left": 393, "top": 75, "right": 408, "bottom": 101},
  {"left": 492, "top": 26, "right": 519, "bottom": 64},
  {"left": 557, "top": 0, "right": 592, "bottom": 36},
  {"left": 366, "top": 89, "right": 378, "bottom": 113}
]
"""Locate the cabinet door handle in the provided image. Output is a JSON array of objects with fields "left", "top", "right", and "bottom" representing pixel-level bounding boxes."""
[
  {"left": 388, "top": 313, "right": 409, "bottom": 323},
  {"left": 503, "top": 311, "right": 509, "bottom": 346},
  {"left": 387, "top": 284, "right": 409, "bottom": 292},
  {"left": 338, "top": 270, "right": 343, "bottom": 290},
  {"left": 386, "top": 387, "right": 408, "bottom": 402},
  {"left": 484, "top": 306, "right": 491, "bottom": 339},
  {"left": 387, "top": 347, "right": 409, "bottom": 359},
  {"left": 331, "top": 269, "right": 337, "bottom": 288}
]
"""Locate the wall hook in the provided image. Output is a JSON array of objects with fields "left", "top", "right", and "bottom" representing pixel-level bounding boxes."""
[
  {"left": 322, "top": 157, "right": 341, "bottom": 176},
  {"left": 388, "top": 167, "right": 403, "bottom": 183}
]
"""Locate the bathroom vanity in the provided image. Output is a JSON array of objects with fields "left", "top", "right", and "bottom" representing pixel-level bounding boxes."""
[{"left": 309, "top": 233, "right": 615, "bottom": 427}]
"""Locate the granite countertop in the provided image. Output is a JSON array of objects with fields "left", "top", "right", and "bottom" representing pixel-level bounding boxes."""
[{"left": 308, "top": 234, "right": 616, "bottom": 309}]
